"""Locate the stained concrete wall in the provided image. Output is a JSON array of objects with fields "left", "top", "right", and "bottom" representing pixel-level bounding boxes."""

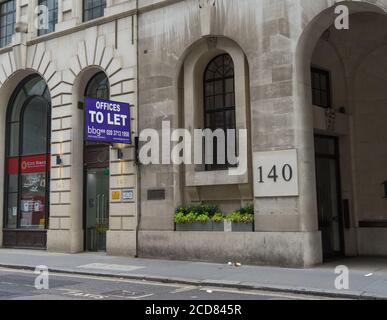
[
  {"left": 139, "top": 231, "right": 322, "bottom": 267},
  {"left": 137, "top": 0, "right": 323, "bottom": 266}
]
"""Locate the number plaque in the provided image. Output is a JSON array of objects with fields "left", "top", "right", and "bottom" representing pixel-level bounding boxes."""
[{"left": 253, "top": 149, "right": 299, "bottom": 197}]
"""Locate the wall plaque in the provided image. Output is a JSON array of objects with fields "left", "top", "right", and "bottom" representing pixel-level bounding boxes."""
[{"left": 253, "top": 149, "right": 299, "bottom": 198}]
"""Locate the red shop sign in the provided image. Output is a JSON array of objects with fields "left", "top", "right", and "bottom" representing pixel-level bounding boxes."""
[{"left": 8, "top": 154, "right": 50, "bottom": 175}]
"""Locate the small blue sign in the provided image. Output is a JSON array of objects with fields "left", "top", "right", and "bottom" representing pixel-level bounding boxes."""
[{"left": 85, "top": 97, "right": 131, "bottom": 145}]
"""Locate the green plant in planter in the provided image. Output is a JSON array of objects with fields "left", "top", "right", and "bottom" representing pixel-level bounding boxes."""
[
  {"left": 196, "top": 214, "right": 210, "bottom": 223},
  {"left": 174, "top": 212, "right": 186, "bottom": 224},
  {"left": 174, "top": 203, "right": 224, "bottom": 231},
  {"left": 212, "top": 213, "right": 224, "bottom": 223},
  {"left": 185, "top": 212, "right": 197, "bottom": 223},
  {"left": 175, "top": 204, "right": 220, "bottom": 217},
  {"left": 174, "top": 211, "right": 198, "bottom": 224},
  {"left": 226, "top": 212, "right": 241, "bottom": 223},
  {"left": 201, "top": 205, "right": 219, "bottom": 217},
  {"left": 239, "top": 203, "right": 254, "bottom": 215},
  {"left": 240, "top": 213, "right": 254, "bottom": 223},
  {"left": 226, "top": 208, "right": 254, "bottom": 224}
]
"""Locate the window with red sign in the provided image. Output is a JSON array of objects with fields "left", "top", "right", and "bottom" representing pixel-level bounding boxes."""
[{"left": 5, "top": 75, "right": 51, "bottom": 230}]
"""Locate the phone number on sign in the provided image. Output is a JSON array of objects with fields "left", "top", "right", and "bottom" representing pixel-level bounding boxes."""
[{"left": 106, "top": 130, "right": 130, "bottom": 137}]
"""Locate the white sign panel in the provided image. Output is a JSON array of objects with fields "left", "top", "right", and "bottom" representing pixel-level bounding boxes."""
[
  {"left": 253, "top": 149, "right": 299, "bottom": 197},
  {"left": 122, "top": 189, "right": 135, "bottom": 201}
]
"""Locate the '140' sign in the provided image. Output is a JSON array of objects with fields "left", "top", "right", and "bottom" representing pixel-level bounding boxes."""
[{"left": 253, "top": 150, "right": 299, "bottom": 198}]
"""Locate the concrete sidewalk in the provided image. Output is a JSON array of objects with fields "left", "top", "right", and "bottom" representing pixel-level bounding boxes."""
[{"left": 0, "top": 249, "right": 386, "bottom": 299}]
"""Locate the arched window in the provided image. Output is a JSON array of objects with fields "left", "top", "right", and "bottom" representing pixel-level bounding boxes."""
[
  {"left": 85, "top": 71, "right": 110, "bottom": 100},
  {"left": 83, "top": 71, "right": 110, "bottom": 150},
  {"left": 203, "top": 54, "right": 236, "bottom": 170},
  {"left": 4, "top": 75, "right": 51, "bottom": 231}
]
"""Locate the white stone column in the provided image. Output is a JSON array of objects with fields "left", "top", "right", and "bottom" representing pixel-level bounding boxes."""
[
  {"left": 199, "top": 0, "right": 216, "bottom": 37},
  {"left": 27, "top": 0, "right": 38, "bottom": 38},
  {"left": 57, "top": 0, "right": 64, "bottom": 23},
  {"left": 248, "top": 0, "right": 322, "bottom": 267},
  {"left": 107, "top": 146, "right": 138, "bottom": 256},
  {"left": 72, "top": 0, "right": 82, "bottom": 21},
  {"left": 15, "top": 0, "right": 21, "bottom": 21},
  {"left": 13, "top": 0, "right": 26, "bottom": 44},
  {"left": 47, "top": 69, "right": 84, "bottom": 253}
]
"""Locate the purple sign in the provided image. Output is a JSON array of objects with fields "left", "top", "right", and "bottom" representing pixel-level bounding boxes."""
[{"left": 85, "top": 97, "right": 131, "bottom": 144}]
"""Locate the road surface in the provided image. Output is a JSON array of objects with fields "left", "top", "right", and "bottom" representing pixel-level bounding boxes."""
[{"left": 0, "top": 267, "right": 334, "bottom": 300}]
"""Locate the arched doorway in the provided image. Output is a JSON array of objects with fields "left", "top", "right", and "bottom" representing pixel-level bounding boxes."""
[
  {"left": 83, "top": 71, "right": 110, "bottom": 252},
  {"left": 297, "top": 2, "right": 387, "bottom": 259},
  {"left": 3, "top": 75, "right": 51, "bottom": 249}
]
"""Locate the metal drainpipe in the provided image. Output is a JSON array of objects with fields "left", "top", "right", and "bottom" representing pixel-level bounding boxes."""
[{"left": 135, "top": 0, "right": 141, "bottom": 258}]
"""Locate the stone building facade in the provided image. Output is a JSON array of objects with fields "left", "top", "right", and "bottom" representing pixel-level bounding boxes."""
[{"left": 1, "top": 0, "right": 387, "bottom": 267}]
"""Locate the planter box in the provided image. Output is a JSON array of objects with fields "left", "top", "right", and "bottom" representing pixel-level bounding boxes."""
[
  {"left": 224, "top": 221, "right": 254, "bottom": 232},
  {"left": 175, "top": 221, "right": 253, "bottom": 232},
  {"left": 176, "top": 221, "right": 213, "bottom": 232},
  {"left": 212, "top": 222, "right": 225, "bottom": 232}
]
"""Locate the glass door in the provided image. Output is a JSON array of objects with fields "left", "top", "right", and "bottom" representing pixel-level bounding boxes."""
[
  {"left": 315, "top": 135, "right": 344, "bottom": 258},
  {"left": 85, "top": 167, "right": 109, "bottom": 252}
]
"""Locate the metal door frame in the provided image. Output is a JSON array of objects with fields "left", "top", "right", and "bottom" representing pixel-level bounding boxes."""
[
  {"left": 83, "top": 144, "right": 110, "bottom": 252},
  {"left": 315, "top": 134, "right": 345, "bottom": 259}
]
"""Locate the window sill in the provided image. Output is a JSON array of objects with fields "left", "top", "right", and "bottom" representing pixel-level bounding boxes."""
[
  {"left": 185, "top": 168, "right": 249, "bottom": 187},
  {"left": 0, "top": 43, "right": 13, "bottom": 55}
]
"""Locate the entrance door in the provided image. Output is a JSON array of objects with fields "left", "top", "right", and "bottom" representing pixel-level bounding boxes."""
[
  {"left": 83, "top": 71, "right": 110, "bottom": 252},
  {"left": 315, "top": 135, "right": 344, "bottom": 258},
  {"left": 84, "top": 145, "right": 110, "bottom": 252}
]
